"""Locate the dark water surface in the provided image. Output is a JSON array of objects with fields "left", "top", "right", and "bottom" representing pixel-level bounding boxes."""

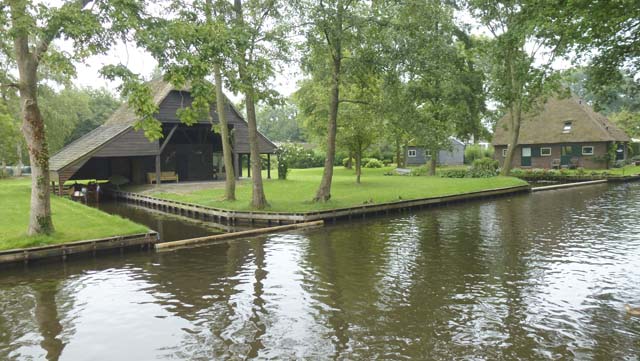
[
  {"left": 94, "top": 201, "right": 226, "bottom": 241},
  {"left": 2, "top": 183, "right": 640, "bottom": 360}
]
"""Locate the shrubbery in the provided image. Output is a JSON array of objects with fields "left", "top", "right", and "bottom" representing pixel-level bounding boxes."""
[
  {"left": 438, "top": 157, "right": 499, "bottom": 178},
  {"left": 467, "top": 158, "right": 499, "bottom": 178},
  {"left": 364, "top": 158, "right": 383, "bottom": 168},
  {"left": 439, "top": 168, "right": 467, "bottom": 178},
  {"left": 464, "top": 145, "right": 494, "bottom": 164},
  {"left": 276, "top": 143, "right": 324, "bottom": 170}
]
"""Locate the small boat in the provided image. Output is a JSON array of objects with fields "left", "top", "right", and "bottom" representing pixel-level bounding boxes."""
[{"left": 624, "top": 304, "right": 640, "bottom": 316}]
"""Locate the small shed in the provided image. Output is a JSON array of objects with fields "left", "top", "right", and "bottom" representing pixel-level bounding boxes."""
[
  {"left": 49, "top": 79, "right": 277, "bottom": 193},
  {"left": 406, "top": 138, "right": 465, "bottom": 166}
]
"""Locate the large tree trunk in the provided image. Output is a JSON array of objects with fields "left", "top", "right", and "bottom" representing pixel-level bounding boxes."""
[
  {"left": 15, "top": 141, "right": 23, "bottom": 177},
  {"left": 395, "top": 139, "right": 402, "bottom": 167},
  {"left": 428, "top": 151, "right": 437, "bottom": 176},
  {"left": 355, "top": 151, "right": 362, "bottom": 184},
  {"left": 234, "top": 0, "right": 268, "bottom": 209},
  {"left": 13, "top": 22, "right": 54, "bottom": 235},
  {"left": 500, "top": 104, "right": 522, "bottom": 176},
  {"left": 214, "top": 63, "right": 236, "bottom": 200},
  {"left": 314, "top": 55, "right": 341, "bottom": 202},
  {"left": 245, "top": 91, "right": 268, "bottom": 209}
]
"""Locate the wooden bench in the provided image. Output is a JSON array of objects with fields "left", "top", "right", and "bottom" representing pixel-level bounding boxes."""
[{"left": 147, "top": 171, "right": 179, "bottom": 184}]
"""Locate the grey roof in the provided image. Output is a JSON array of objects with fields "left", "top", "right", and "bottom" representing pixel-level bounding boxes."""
[
  {"left": 49, "top": 123, "right": 131, "bottom": 172},
  {"left": 493, "top": 95, "right": 631, "bottom": 145},
  {"left": 50, "top": 78, "right": 277, "bottom": 172}
]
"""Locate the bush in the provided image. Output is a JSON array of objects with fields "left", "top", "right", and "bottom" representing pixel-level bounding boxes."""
[
  {"left": 364, "top": 158, "right": 383, "bottom": 168},
  {"left": 277, "top": 143, "right": 324, "bottom": 169},
  {"left": 440, "top": 169, "right": 468, "bottom": 178},
  {"left": 467, "top": 157, "right": 499, "bottom": 178},
  {"left": 275, "top": 147, "right": 289, "bottom": 179},
  {"left": 464, "top": 145, "right": 484, "bottom": 164},
  {"left": 483, "top": 146, "right": 494, "bottom": 158},
  {"left": 410, "top": 165, "right": 429, "bottom": 176},
  {"left": 342, "top": 157, "right": 351, "bottom": 168}
]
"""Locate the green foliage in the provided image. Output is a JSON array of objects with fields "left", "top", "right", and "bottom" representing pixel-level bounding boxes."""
[
  {"left": 342, "top": 157, "right": 352, "bottom": 168},
  {"left": 363, "top": 158, "right": 383, "bottom": 168},
  {"left": 464, "top": 145, "right": 484, "bottom": 164},
  {"left": 275, "top": 147, "right": 289, "bottom": 180},
  {"left": 609, "top": 110, "right": 640, "bottom": 139},
  {"left": 467, "top": 158, "right": 499, "bottom": 178},
  {"left": 276, "top": 143, "right": 324, "bottom": 169},
  {"left": 440, "top": 169, "right": 468, "bottom": 178},
  {"left": 256, "top": 101, "right": 305, "bottom": 142}
]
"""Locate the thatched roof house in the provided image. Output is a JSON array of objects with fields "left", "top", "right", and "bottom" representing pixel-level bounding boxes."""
[
  {"left": 49, "top": 79, "right": 276, "bottom": 191},
  {"left": 492, "top": 96, "right": 630, "bottom": 169}
]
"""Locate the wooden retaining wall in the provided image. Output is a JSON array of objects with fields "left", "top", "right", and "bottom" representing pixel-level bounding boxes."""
[
  {"left": 108, "top": 184, "right": 532, "bottom": 225},
  {"left": 0, "top": 232, "right": 158, "bottom": 266}
]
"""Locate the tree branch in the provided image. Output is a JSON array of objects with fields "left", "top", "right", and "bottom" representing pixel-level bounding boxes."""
[
  {"left": 339, "top": 99, "right": 369, "bottom": 105},
  {"left": 34, "top": 0, "right": 93, "bottom": 62}
]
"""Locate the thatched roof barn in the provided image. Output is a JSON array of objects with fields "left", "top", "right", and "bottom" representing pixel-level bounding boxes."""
[
  {"left": 492, "top": 96, "right": 630, "bottom": 169},
  {"left": 49, "top": 79, "right": 276, "bottom": 190}
]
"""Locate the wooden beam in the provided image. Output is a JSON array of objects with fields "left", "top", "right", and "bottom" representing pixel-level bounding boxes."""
[
  {"left": 159, "top": 124, "right": 179, "bottom": 155},
  {"left": 247, "top": 153, "right": 251, "bottom": 177},
  {"left": 267, "top": 154, "right": 271, "bottom": 179},
  {"left": 155, "top": 155, "right": 161, "bottom": 187},
  {"left": 233, "top": 152, "right": 240, "bottom": 179}
]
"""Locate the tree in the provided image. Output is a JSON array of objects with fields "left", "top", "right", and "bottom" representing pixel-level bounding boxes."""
[
  {"left": 563, "top": 67, "right": 640, "bottom": 115},
  {"left": 552, "top": 1, "right": 640, "bottom": 91},
  {"left": 256, "top": 101, "right": 304, "bottom": 142},
  {"left": 375, "top": 0, "right": 470, "bottom": 176},
  {"left": 296, "top": 0, "right": 367, "bottom": 202},
  {"left": 610, "top": 110, "right": 640, "bottom": 140},
  {"left": 229, "top": 0, "right": 289, "bottom": 209},
  {"left": 467, "top": 0, "right": 563, "bottom": 175},
  {"left": 109, "top": 0, "right": 238, "bottom": 201},
  {"left": 3, "top": 0, "right": 143, "bottom": 235}
]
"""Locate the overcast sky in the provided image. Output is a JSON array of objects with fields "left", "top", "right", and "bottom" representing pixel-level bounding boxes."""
[{"left": 63, "top": 8, "right": 576, "bottom": 102}]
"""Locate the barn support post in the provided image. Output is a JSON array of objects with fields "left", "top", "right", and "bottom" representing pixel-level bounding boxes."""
[
  {"left": 155, "top": 155, "right": 161, "bottom": 187},
  {"left": 267, "top": 154, "right": 271, "bottom": 179},
  {"left": 233, "top": 152, "right": 240, "bottom": 179},
  {"left": 247, "top": 154, "right": 251, "bottom": 178}
]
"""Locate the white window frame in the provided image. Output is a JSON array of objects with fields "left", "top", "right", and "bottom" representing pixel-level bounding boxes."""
[
  {"left": 540, "top": 147, "right": 552, "bottom": 156},
  {"left": 582, "top": 145, "right": 594, "bottom": 156},
  {"left": 563, "top": 121, "right": 572, "bottom": 133},
  {"left": 408, "top": 149, "right": 417, "bottom": 157},
  {"left": 502, "top": 148, "right": 508, "bottom": 157}
]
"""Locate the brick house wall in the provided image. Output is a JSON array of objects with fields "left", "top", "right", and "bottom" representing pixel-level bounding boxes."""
[{"left": 494, "top": 142, "right": 616, "bottom": 169}]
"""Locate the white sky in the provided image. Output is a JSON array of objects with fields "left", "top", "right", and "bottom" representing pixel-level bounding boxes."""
[{"left": 63, "top": 8, "right": 578, "bottom": 102}]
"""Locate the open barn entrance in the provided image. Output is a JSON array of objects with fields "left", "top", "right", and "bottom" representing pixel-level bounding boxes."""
[{"left": 158, "top": 123, "right": 226, "bottom": 182}]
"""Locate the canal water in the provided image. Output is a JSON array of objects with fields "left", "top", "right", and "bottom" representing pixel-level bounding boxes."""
[{"left": 1, "top": 182, "right": 640, "bottom": 360}]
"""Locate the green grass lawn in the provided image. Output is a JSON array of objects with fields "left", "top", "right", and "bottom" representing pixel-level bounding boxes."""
[
  {"left": 151, "top": 167, "right": 528, "bottom": 212},
  {"left": 0, "top": 178, "right": 148, "bottom": 251}
]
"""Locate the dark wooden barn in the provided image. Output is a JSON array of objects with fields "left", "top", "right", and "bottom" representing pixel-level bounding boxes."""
[{"left": 49, "top": 79, "right": 277, "bottom": 192}]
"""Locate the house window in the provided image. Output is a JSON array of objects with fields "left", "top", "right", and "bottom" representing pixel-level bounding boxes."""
[
  {"left": 582, "top": 145, "right": 594, "bottom": 155},
  {"left": 540, "top": 147, "right": 552, "bottom": 156},
  {"left": 502, "top": 148, "right": 508, "bottom": 157},
  {"left": 408, "top": 149, "right": 417, "bottom": 157},
  {"left": 563, "top": 121, "right": 572, "bottom": 133}
]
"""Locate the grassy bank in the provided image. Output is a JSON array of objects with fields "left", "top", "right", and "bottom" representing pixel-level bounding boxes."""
[
  {"left": 0, "top": 178, "right": 148, "bottom": 251},
  {"left": 151, "top": 167, "right": 528, "bottom": 212}
]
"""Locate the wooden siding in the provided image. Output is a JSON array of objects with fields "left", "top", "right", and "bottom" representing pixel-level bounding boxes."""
[
  {"left": 93, "top": 129, "right": 159, "bottom": 157},
  {"left": 157, "top": 91, "right": 276, "bottom": 154}
]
